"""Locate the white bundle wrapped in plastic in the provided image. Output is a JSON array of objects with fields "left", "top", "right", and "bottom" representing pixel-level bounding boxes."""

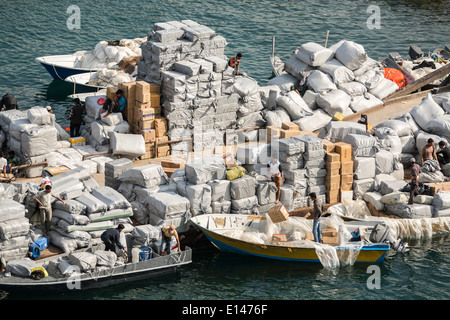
[
  {"left": 427, "top": 115, "right": 450, "bottom": 139},
  {"left": 271, "top": 137, "right": 305, "bottom": 156},
  {"left": 132, "top": 224, "right": 161, "bottom": 247},
  {"left": 385, "top": 203, "right": 434, "bottom": 219},
  {"left": 284, "top": 54, "right": 314, "bottom": 80},
  {"left": 369, "top": 78, "right": 399, "bottom": 100},
  {"left": 337, "top": 81, "right": 367, "bottom": 97},
  {"left": 207, "top": 180, "right": 231, "bottom": 202},
  {"left": 267, "top": 73, "right": 299, "bottom": 92},
  {"left": 334, "top": 40, "right": 368, "bottom": 71},
  {"left": 94, "top": 250, "right": 117, "bottom": 267},
  {"left": 21, "top": 125, "right": 58, "bottom": 157},
  {"left": 0, "top": 109, "right": 27, "bottom": 133},
  {"left": 109, "top": 132, "right": 145, "bottom": 157},
  {"left": 52, "top": 209, "right": 90, "bottom": 225},
  {"left": 295, "top": 109, "right": 332, "bottom": 132},
  {"left": 9, "top": 118, "right": 40, "bottom": 140},
  {"left": 0, "top": 199, "right": 26, "bottom": 223},
  {"left": 276, "top": 90, "right": 314, "bottom": 120},
  {"left": 316, "top": 89, "right": 352, "bottom": 117},
  {"left": 68, "top": 252, "right": 98, "bottom": 272},
  {"left": 306, "top": 70, "right": 337, "bottom": 93},
  {"left": 4, "top": 259, "right": 37, "bottom": 277},
  {"left": 374, "top": 119, "right": 413, "bottom": 137},
  {"left": 100, "top": 112, "right": 123, "bottom": 126},
  {"left": 185, "top": 183, "right": 212, "bottom": 215},
  {"left": 231, "top": 195, "right": 259, "bottom": 214},
  {"left": 91, "top": 186, "right": 131, "bottom": 210},
  {"left": 318, "top": 121, "right": 368, "bottom": 143},
  {"left": 295, "top": 42, "right": 334, "bottom": 67},
  {"left": 353, "top": 178, "right": 375, "bottom": 199},
  {"left": 379, "top": 180, "right": 408, "bottom": 196},
  {"left": 319, "top": 59, "right": 355, "bottom": 84},
  {"left": 349, "top": 93, "right": 383, "bottom": 113},
  {"left": 27, "top": 107, "right": 52, "bottom": 125},
  {"left": 355, "top": 69, "right": 385, "bottom": 90},
  {"left": 0, "top": 218, "right": 30, "bottom": 241},
  {"left": 363, "top": 192, "right": 384, "bottom": 211},
  {"left": 75, "top": 192, "right": 108, "bottom": 214},
  {"left": 230, "top": 175, "right": 256, "bottom": 200},
  {"left": 409, "top": 93, "right": 445, "bottom": 131},
  {"left": 375, "top": 150, "right": 399, "bottom": 175},
  {"left": 380, "top": 192, "right": 410, "bottom": 205},
  {"left": 185, "top": 156, "right": 226, "bottom": 185},
  {"left": 118, "top": 164, "right": 169, "bottom": 188},
  {"left": 353, "top": 157, "right": 376, "bottom": 180},
  {"left": 145, "top": 191, "right": 190, "bottom": 220}
]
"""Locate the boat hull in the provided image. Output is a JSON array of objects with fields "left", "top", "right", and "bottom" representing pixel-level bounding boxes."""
[
  {"left": 40, "top": 62, "right": 93, "bottom": 81},
  {"left": 199, "top": 226, "right": 388, "bottom": 264},
  {"left": 0, "top": 249, "right": 192, "bottom": 294}
]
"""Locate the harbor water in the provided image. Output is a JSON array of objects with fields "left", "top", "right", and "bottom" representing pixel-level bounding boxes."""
[{"left": 0, "top": 0, "right": 450, "bottom": 301}]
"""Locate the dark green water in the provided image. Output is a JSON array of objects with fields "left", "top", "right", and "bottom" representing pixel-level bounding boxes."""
[{"left": 0, "top": 0, "right": 449, "bottom": 301}]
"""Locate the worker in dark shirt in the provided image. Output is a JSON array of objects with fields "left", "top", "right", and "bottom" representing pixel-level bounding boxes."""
[
  {"left": 101, "top": 224, "right": 127, "bottom": 254},
  {"left": 305, "top": 192, "right": 324, "bottom": 243},
  {"left": 408, "top": 158, "right": 422, "bottom": 205},
  {"left": 437, "top": 141, "right": 450, "bottom": 166},
  {"left": 67, "top": 98, "right": 85, "bottom": 137},
  {"left": 0, "top": 93, "right": 19, "bottom": 111}
]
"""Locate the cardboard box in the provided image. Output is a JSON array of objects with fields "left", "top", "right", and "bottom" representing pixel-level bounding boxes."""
[
  {"left": 322, "top": 235, "right": 339, "bottom": 246},
  {"left": 341, "top": 174, "right": 353, "bottom": 186},
  {"left": 341, "top": 182, "right": 353, "bottom": 191},
  {"left": 341, "top": 161, "right": 354, "bottom": 175},
  {"left": 135, "top": 80, "right": 150, "bottom": 93},
  {"left": 266, "top": 126, "right": 280, "bottom": 143},
  {"left": 154, "top": 116, "right": 168, "bottom": 138},
  {"left": 268, "top": 204, "right": 290, "bottom": 223},
  {"left": 280, "top": 129, "right": 301, "bottom": 139},
  {"left": 138, "top": 119, "right": 155, "bottom": 130},
  {"left": 156, "top": 145, "right": 170, "bottom": 158},
  {"left": 326, "top": 161, "right": 341, "bottom": 171},
  {"left": 139, "top": 129, "right": 156, "bottom": 142},
  {"left": 326, "top": 190, "right": 340, "bottom": 203},
  {"left": 139, "top": 149, "right": 155, "bottom": 160},
  {"left": 325, "top": 175, "right": 341, "bottom": 191},
  {"left": 223, "top": 153, "right": 237, "bottom": 169},
  {"left": 119, "top": 81, "right": 137, "bottom": 103},
  {"left": 322, "top": 139, "right": 335, "bottom": 153},
  {"left": 136, "top": 91, "right": 150, "bottom": 103},
  {"left": 334, "top": 142, "right": 352, "bottom": 162},
  {"left": 149, "top": 93, "right": 160, "bottom": 107},
  {"left": 322, "top": 228, "right": 338, "bottom": 237},
  {"left": 156, "top": 135, "right": 169, "bottom": 145},
  {"left": 327, "top": 168, "right": 340, "bottom": 177},
  {"left": 326, "top": 152, "right": 340, "bottom": 163},
  {"left": 281, "top": 122, "right": 299, "bottom": 131},
  {"left": 305, "top": 232, "right": 314, "bottom": 241},
  {"left": 149, "top": 82, "right": 161, "bottom": 94},
  {"left": 135, "top": 106, "right": 161, "bottom": 120},
  {"left": 161, "top": 159, "right": 185, "bottom": 169},
  {"left": 272, "top": 234, "right": 287, "bottom": 242}
]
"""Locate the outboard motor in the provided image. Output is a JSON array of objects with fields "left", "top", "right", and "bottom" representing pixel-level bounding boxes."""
[{"left": 369, "top": 223, "right": 408, "bottom": 253}]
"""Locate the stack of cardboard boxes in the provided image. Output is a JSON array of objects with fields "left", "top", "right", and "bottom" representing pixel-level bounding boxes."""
[
  {"left": 118, "top": 80, "right": 171, "bottom": 159},
  {"left": 324, "top": 140, "right": 353, "bottom": 204}
]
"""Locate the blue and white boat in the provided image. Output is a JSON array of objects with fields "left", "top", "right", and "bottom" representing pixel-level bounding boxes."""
[{"left": 35, "top": 51, "right": 99, "bottom": 80}]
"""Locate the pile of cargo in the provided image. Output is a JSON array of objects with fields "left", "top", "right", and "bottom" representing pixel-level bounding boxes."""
[{"left": 263, "top": 40, "right": 401, "bottom": 132}]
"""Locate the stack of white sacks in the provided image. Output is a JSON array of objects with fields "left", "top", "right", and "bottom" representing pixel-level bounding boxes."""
[
  {"left": 262, "top": 40, "right": 399, "bottom": 131},
  {"left": 0, "top": 106, "right": 118, "bottom": 178},
  {"left": 0, "top": 184, "right": 31, "bottom": 266},
  {"left": 320, "top": 92, "right": 450, "bottom": 219},
  {"left": 73, "top": 38, "right": 145, "bottom": 87},
  {"left": 136, "top": 19, "right": 267, "bottom": 156}
]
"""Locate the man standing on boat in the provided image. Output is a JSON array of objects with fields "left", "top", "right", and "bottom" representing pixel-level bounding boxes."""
[
  {"left": 305, "top": 193, "right": 324, "bottom": 243},
  {"left": 34, "top": 185, "right": 67, "bottom": 236},
  {"left": 101, "top": 224, "right": 127, "bottom": 254},
  {"left": 408, "top": 158, "right": 422, "bottom": 205},
  {"left": 67, "top": 98, "right": 85, "bottom": 137},
  {"left": 228, "top": 53, "right": 242, "bottom": 76},
  {"left": 161, "top": 225, "right": 182, "bottom": 255},
  {"left": 0, "top": 93, "right": 19, "bottom": 111}
]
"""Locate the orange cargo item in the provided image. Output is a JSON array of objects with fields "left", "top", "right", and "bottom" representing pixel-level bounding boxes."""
[{"left": 383, "top": 68, "right": 406, "bottom": 88}]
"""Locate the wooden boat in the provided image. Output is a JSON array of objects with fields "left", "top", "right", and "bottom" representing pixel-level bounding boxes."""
[
  {"left": 189, "top": 214, "right": 391, "bottom": 264},
  {"left": 35, "top": 52, "right": 99, "bottom": 80},
  {"left": 0, "top": 246, "right": 192, "bottom": 294}
]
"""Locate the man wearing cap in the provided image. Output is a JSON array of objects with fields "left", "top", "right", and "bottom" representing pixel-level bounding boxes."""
[
  {"left": 46, "top": 106, "right": 56, "bottom": 126},
  {"left": 408, "top": 158, "right": 422, "bottom": 205}
]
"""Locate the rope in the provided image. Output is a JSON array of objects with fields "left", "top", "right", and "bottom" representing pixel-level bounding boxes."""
[{"left": 52, "top": 64, "right": 65, "bottom": 81}]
